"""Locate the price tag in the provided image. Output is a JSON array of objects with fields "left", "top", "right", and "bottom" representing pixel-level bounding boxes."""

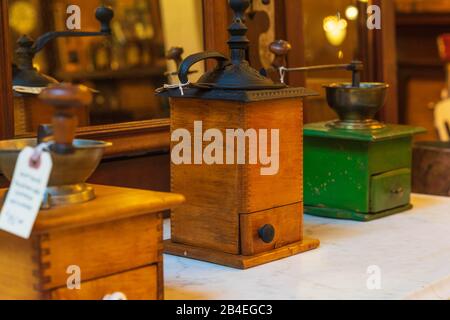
[{"left": 0, "top": 146, "right": 52, "bottom": 239}]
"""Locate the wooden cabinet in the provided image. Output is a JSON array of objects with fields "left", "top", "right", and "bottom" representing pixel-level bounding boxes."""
[
  {"left": 166, "top": 93, "right": 319, "bottom": 270},
  {"left": 413, "top": 142, "right": 450, "bottom": 197},
  {"left": 0, "top": 184, "right": 185, "bottom": 300}
]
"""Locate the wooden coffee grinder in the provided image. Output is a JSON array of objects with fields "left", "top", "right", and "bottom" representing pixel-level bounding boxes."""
[
  {"left": 0, "top": 83, "right": 184, "bottom": 300},
  {"left": 159, "top": 0, "right": 319, "bottom": 269}
]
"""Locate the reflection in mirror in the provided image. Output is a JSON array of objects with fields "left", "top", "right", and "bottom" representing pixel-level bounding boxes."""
[
  {"left": 302, "top": 0, "right": 364, "bottom": 123},
  {"left": 396, "top": 0, "right": 450, "bottom": 142},
  {"left": 246, "top": 0, "right": 275, "bottom": 72},
  {"left": 8, "top": 0, "right": 204, "bottom": 136}
]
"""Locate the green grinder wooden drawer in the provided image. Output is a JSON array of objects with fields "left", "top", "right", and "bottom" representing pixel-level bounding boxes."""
[{"left": 370, "top": 168, "right": 411, "bottom": 213}]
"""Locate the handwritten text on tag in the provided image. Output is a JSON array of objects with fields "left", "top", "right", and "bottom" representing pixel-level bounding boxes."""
[{"left": 0, "top": 146, "right": 52, "bottom": 239}]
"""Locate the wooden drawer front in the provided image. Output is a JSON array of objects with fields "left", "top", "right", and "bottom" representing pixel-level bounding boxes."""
[
  {"left": 50, "top": 265, "right": 158, "bottom": 300},
  {"left": 41, "top": 214, "right": 162, "bottom": 290},
  {"left": 370, "top": 168, "right": 411, "bottom": 213},
  {"left": 240, "top": 203, "right": 303, "bottom": 256}
]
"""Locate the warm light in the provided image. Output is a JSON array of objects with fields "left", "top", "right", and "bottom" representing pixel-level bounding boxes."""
[
  {"left": 9, "top": 1, "right": 37, "bottom": 35},
  {"left": 338, "top": 50, "right": 344, "bottom": 60},
  {"left": 323, "top": 16, "right": 348, "bottom": 46},
  {"left": 345, "top": 5, "right": 359, "bottom": 21},
  {"left": 33, "top": 63, "right": 41, "bottom": 72}
]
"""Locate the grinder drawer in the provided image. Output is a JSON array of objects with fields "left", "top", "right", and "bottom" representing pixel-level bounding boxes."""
[
  {"left": 240, "top": 203, "right": 303, "bottom": 256},
  {"left": 370, "top": 168, "right": 411, "bottom": 213},
  {"left": 50, "top": 265, "right": 159, "bottom": 300}
]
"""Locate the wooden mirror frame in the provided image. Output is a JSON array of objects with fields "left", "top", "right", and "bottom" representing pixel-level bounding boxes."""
[{"left": 0, "top": 1, "right": 14, "bottom": 140}]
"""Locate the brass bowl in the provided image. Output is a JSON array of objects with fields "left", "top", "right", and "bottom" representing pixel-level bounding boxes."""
[
  {"left": 324, "top": 82, "right": 389, "bottom": 130},
  {"left": 0, "top": 139, "right": 111, "bottom": 207}
]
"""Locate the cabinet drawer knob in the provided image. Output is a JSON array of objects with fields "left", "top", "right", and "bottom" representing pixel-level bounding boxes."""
[
  {"left": 391, "top": 187, "right": 404, "bottom": 195},
  {"left": 258, "top": 224, "right": 275, "bottom": 243}
]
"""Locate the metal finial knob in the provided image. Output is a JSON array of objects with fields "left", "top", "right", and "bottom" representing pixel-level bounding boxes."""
[
  {"left": 229, "top": 0, "right": 251, "bottom": 19},
  {"left": 17, "top": 35, "right": 34, "bottom": 48},
  {"left": 228, "top": 0, "right": 251, "bottom": 63},
  {"left": 95, "top": 5, "right": 114, "bottom": 34},
  {"left": 15, "top": 36, "right": 35, "bottom": 69}
]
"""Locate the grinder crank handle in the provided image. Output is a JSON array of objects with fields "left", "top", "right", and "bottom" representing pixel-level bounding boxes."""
[
  {"left": 268, "top": 39, "right": 364, "bottom": 87},
  {"left": 260, "top": 40, "right": 292, "bottom": 81},
  {"left": 32, "top": 6, "right": 114, "bottom": 54},
  {"left": 291, "top": 61, "right": 363, "bottom": 87},
  {"left": 39, "top": 83, "right": 93, "bottom": 154},
  {"left": 178, "top": 52, "right": 229, "bottom": 84}
]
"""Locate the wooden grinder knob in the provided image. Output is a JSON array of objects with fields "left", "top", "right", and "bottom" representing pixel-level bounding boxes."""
[
  {"left": 39, "top": 83, "right": 92, "bottom": 154},
  {"left": 270, "top": 40, "right": 292, "bottom": 69},
  {"left": 166, "top": 47, "right": 184, "bottom": 70}
]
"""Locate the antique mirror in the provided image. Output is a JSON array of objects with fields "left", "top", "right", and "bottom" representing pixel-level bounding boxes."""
[
  {"left": 0, "top": 0, "right": 205, "bottom": 191},
  {"left": 0, "top": 0, "right": 204, "bottom": 153}
]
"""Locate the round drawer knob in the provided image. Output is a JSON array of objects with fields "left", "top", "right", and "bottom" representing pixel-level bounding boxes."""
[
  {"left": 258, "top": 224, "right": 275, "bottom": 244},
  {"left": 391, "top": 187, "right": 404, "bottom": 195}
]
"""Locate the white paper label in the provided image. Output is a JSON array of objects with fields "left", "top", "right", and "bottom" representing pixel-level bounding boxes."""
[{"left": 0, "top": 146, "right": 52, "bottom": 239}]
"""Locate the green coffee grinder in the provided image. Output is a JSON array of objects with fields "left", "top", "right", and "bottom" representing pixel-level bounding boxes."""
[{"left": 269, "top": 40, "right": 425, "bottom": 221}]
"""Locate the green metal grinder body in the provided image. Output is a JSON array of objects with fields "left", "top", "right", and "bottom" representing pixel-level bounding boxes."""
[{"left": 304, "top": 122, "right": 425, "bottom": 222}]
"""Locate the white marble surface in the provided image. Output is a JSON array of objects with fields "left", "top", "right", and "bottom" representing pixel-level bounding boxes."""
[{"left": 163, "top": 194, "right": 450, "bottom": 300}]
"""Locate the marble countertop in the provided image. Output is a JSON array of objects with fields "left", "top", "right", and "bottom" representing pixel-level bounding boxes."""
[{"left": 163, "top": 194, "right": 450, "bottom": 300}]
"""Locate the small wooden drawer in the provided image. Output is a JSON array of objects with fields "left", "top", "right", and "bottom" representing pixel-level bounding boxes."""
[
  {"left": 50, "top": 265, "right": 158, "bottom": 300},
  {"left": 40, "top": 213, "right": 162, "bottom": 291},
  {"left": 240, "top": 203, "right": 303, "bottom": 256},
  {"left": 370, "top": 168, "right": 411, "bottom": 213}
]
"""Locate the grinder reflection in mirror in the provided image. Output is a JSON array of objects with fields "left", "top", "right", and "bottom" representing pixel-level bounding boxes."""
[
  {"left": 0, "top": 83, "right": 111, "bottom": 209},
  {"left": 12, "top": 6, "right": 114, "bottom": 135}
]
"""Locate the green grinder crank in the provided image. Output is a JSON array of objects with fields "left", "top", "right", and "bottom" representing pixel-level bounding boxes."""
[{"left": 269, "top": 40, "right": 426, "bottom": 221}]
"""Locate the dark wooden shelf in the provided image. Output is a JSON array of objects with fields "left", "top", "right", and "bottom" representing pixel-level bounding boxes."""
[
  {"left": 56, "top": 66, "right": 167, "bottom": 82},
  {"left": 397, "top": 13, "right": 450, "bottom": 26}
]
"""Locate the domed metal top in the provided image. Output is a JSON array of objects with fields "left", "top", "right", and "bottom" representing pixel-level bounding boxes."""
[
  {"left": 176, "top": 0, "right": 285, "bottom": 91},
  {"left": 158, "top": 0, "right": 317, "bottom": 101}
]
